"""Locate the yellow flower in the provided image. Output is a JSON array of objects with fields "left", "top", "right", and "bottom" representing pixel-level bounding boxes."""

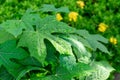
[
  {"left": 77, "top": 1, "right": 85, "bottom": 9},
  {"left": 98, "top": 23, "right": 108, "bottom": 32},
  {"left": 109, "top": 37, "right": 117, "bottom": 45},
  {"left": 68, "top": 12, "right": 79, "bottom": 22},
  {"left": 56, "top": 13, "right": 63, "bottom": 21}
]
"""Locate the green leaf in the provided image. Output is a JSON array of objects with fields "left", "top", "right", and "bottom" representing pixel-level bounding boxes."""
[
  {"left": 55, "top": 7, "right": 70, "bottom": 13},
  {"left": 59, "top": 55, "right": 94, "bottom": 78},
  {"left": 16, "top": 66, "right": 43, "bottom": 80},
  {"left": 70, "top": 62, "right": 94, "bottom": 78},
  {"left": 74, "top": 35, "right": 93, "bottom": 50},
  {"left": 40, "top": 4, "right": 56, "bottom": 12},
  {"left": 18, "top": 31, "right": 47, "bottom": 65},
  {"left": 48, "top": 37, "right": 73, "bottom": 55},
  {"left": 45, "top": 40, "right": 58, "bottom": 72},
  {"left": 0, "top": 20, "right": 26, "bottom": 37},
  {"left": 45, "top": 40, "right": 57, "bottom": 63},
  {"left": 59, "top": 55, "right": 76, "bottom": 69},
  {"left": 0, "top": 9, "right": 41, "bottom": 38},
  {"left": 62, "top": 36, "right": 91, "bottom": 63},
  {"left": 0, "top": 40, "right": 29, "bottom": 77},
  {"left": 40, "top": 4, "right": 69, "bottom": 13},
  {"left": 92, "top": 34, "right": 108, "bottom": 43},
  {"left": 37, "top": 62, "right": 94, "bottom": 80},
  {"left": 31, "top": 66, "right": 72, "bottom": 80},
  {"left": 37, "top": 16, "right": 76, "bottom": 33},
  {"left": 76, "top": 30, "right": 109, "bottom": 53},
  {"left": 0, "top": 28, "right": 14, "bottom": 44},
  {"left": 37, "top": 55, "right": 94, "bottom": 80},
  {"left": 21, "top": 9, "right": 41, "bottom": 31},
  {"left": 18, "top": 16, "right": 75, "bottom": 64},
  {"left": 0, "top": 66, "right": 14, "bottom": 80},
  {"left": 86, "top": 35, "right": 109, "bottom": 53},
  {"left": 16, "top": 57, "right": 42, "bottom": 67},
  {"left": 86, "top": 61, "right": 115, "bottom": 80}
]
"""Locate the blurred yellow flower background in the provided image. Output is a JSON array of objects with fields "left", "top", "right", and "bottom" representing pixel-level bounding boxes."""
[
  {"left": 76, "top": 0, "right": 85, "bottom": 9},
  {"left": 109, "top": 37, "right": 117, "bottom": 45},
  {"left": 68, "top": 12, "right": 78, "bottom": 22},
  {"left": 98, "top": 23, "right": 108, "bottom": 32},
  {"left": 56, "top": 13, "right": 63, "bottom": 21}
]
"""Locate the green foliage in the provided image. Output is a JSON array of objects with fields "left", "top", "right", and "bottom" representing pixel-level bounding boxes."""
[
  {"left": 76, "top": 30, "right": 109, "bottom": 53},
  {"left": 0, "top": 20, "right": 26, "bottom": 37},
  {"left": 0, "top": 28, "right": 14, "bottom": 44},
  {"left": 0, "top": 4, "right": 114, "bottom": 80},
  {"left": 0, "top": 40, "right": 28, "bottom": 78},
  {"left": 86, "top": 61, "right": 115, "bottom": 80},
  {"left": 37, "top": 63, "right": 94, "bottom": 80},
  {"left": 40, "top": 4, "right": 69, "bottom": 13}
]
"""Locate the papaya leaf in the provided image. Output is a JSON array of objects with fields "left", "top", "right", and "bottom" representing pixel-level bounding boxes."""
[
  {"left": 76, "top": 30, "right": 109, "bottom": 53},
  {"left": 31, "top": 66, "right": 72, "bottom": 80},
  {"left": 56, "top": 7, "right": 70, "bottom": 13},
  {"left": 59, "top": 55, "right": 76, "bottom": 69},
  {"left": 0, "top": 40, "right": 29, "bottom": 77},
  {"left": 45, "top": 40, "right": 58, "bottom": 72},
  {"left": 36, "top": 55, "right": 94, "bottom": 80},
  {"left": 16, "top": 66, "right": 43, "bottom": 80},
  {"left": 0, "top": 28, "right": 14, "bottom": 44},
  {"left": 86, "top": 61, "right": 115, "bottom": 80},
  {"left": 40, "top": 4, "right": 56, "bottom": 12},
  {"left": 18, "top": 31, "right": 73, "bottom": 65},
  {"left": 59, "top": 55, "right": 94, "bottom": 78},
  {"left": 21, "top": 9, "right": 41, "bottom": 31},
  {"left": 16, "top": 57, "right": 42, "bottom": 67},
  {"left": 0, "top": 9, "right": 41, "bottom": 38},
  {"left": 0, "top": 20, "right": 26, "bottom": 38},
  {"left": 18, "top": 31, "right": 47, "bottom": 65},
  {"left": 37, "top": 16, "right": 76, "bottom": 33},
  {"left": 74, "top": 35, "right": 93, "bottom": 50},
  {"left": 86, "top": 35, "right": 109, "bottom": 53},
  {"left": 92, "top": 34, "right": 108, "bottom": 43},
  {"left": 18, "top": 16, "right": 76, "bottom": 64},
  {"left": 45, "top": 40, "right": 57, "bottom": 63},
  {"left": 0, "top": 66, "right": 14, "bottom": 80},
  {"left": 61, "top": 36, "right": 91, "bottom": 63},
  {"left": 37, "top": 62, "right": 94, "bottom": 80},
  {"left": 40, "top": 4, "right": 69, "bottom": 13}
]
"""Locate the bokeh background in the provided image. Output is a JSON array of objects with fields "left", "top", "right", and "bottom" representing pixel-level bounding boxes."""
[{"left": 0, "top": 0, "right": 120, "bottom": 79}]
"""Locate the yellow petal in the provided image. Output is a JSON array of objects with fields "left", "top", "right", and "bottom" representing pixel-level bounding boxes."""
[
  {"left": 109, "top": 37, "right": 117, "bottom": 45},
  {"left": 56, "top": 13, "right": 63, "bottom": 21},
  {"left": 98, "top": 23, "right": 108, "bottom": 32},
  {"left": 77, "top": 1, "right": 85, "bottom": 9},
  {"left": 68, "top": 12, "right": 79, "bottom": 22}
]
